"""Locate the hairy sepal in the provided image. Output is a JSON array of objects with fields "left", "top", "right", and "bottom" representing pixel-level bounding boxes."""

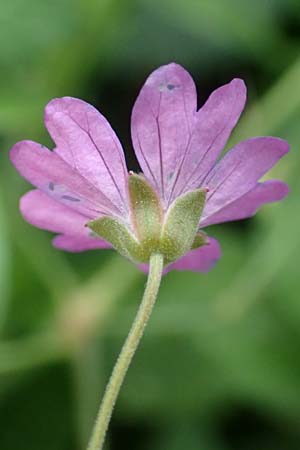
[
  {"left": 88, "top": 186, "right": 207, "bottom": 265},
  {"left": 160, "top": 189, "right": 207, "bottom": 262},
  {"left": 88, "top": 217, "right": 143, "bottom": 263},
  {"left": 128, "top": 173, "right": 163, "bottom": 258},
  {"left": 191, "top": 231, "right": 209, "bottom": 249}
]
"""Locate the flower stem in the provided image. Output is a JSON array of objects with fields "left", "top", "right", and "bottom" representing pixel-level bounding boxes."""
[{"left": 87, "top": 253, "right": 164, "bottom": 450}]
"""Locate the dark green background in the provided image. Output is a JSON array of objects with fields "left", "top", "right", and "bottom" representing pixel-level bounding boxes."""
[{"left": 1, "top": 1, "right": 300, "bottom": 449}]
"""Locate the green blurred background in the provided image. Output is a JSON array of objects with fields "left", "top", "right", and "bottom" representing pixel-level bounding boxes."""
[{"left": 1, "top": 0, "right": 300, "bottom": 449}]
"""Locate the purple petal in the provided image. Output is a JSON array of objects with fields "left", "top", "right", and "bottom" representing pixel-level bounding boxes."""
[
  {"left": 10, "top": 140, "right": 120, "bottom": 218},
  {"left": 166, "top": 238, "right": 221, "bottom": 273},
  {"left": 131, "top": 63, "right": 246, "bottom": 206},
  {"left": 21, "top": 189, "right": 89, "bottom": 233},
  {"left": 138, "top": 237, "right": 221, "bottom": 274},
  {"left": 201, "top": 137, "right": 289, "bottom": 222},
  {"left": 200, "top": 180, "right": 289, "bottom": 227},
  {"left": 171, "top": 78, "right": 246, "bottom": 201},
  {"left": 45, "top": 97, "right": 129, "bottom": 215},
  {"left": 131, "top": 63, "right": 197, "bottom": 205},
  {"left": 52, "top": 235, "right": 110, "bottom": 252},
  {"left": 20, "top": 190, "right": 110, "bottom": 252}
]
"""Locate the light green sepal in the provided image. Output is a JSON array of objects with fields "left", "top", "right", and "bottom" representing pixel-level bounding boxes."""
[
  {"left": 191, "top": 231, "right": 209, "bottom": 249},
  {"left": 87, "top": 216, "right": 142, "bottom": 262},
  {"left": 160, "top": 189, "right": 207, "bottom": 262},
  {"left": 128, "top": 173, "right": 162, "bottom": 255}
]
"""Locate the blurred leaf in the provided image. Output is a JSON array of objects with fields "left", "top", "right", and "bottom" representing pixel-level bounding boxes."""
[
  {"left": 0, "top": 364, "right": 76, "bottom": 450},
  {"left": 231, "top": 54, "right": 300, "bottom": 145},
  {"left": 0, "top": 193, "right": 11, "bottom": 334},
  {"left": 152, "top": 423, "right": 227, "bottom": 450},
  {"left": 72, "top": 340, "right": 105, "bottom": 449},
  {"left": 149, "top": 0, "right": 292, "bottom": 68}
]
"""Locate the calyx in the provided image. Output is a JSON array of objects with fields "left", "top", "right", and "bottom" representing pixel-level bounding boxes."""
[{"left": 88, "top": 173, "right": 208, "bottom": 265}]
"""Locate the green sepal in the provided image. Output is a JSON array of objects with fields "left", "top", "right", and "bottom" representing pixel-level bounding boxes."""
[
  {"left": 160, "top": 189, "right": 207, "bottom": 262},
  {"left": 128, "top": 173, "right": 162, "bottom": 256},
  {"left": 87, "top": 216, "right": 142, "bottom": 263},
  {"left": 191, "top": 231, "right": 209, "bottom": 249}
]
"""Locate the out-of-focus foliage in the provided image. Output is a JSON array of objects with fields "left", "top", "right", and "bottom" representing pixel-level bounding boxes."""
[{"left": 1, "top": 1, "right": 300, "bottom": 449}]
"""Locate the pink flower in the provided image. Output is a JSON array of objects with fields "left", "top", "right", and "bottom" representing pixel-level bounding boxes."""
[{"left": 10, "top": 63, "right": 289, "bottom": 273}]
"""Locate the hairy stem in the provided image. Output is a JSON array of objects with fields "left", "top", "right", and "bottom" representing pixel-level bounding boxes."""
[{"left": 87, "top": 253, "right": 164, "bottom": 450}]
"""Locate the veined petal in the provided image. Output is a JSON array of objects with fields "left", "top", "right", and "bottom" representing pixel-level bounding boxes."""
[
  {"left": 171, "top": 78, "right": 246, "bottom": 200},
  {"left": 201, "top": 180, "right": 289, "bottom": 227},
  {"left": 131, "top": 63, "right": 246, "bottom": 206},
  {"left": 131, "top": 63, "right": 197, "bottom": 205},
  {"left": 21, "top": 189, "right": 90, "bottom": 234},
  {"left": 53, "top": 235, "right": 110, "bottom": 252},
  {"left": 202, "top": 137, "right": 289, "bottom": 221},
  {"left": 10, "top": 140, "right": 120, "bottom": 218},
  {"left": 20, "top": 190, "right": 110, "bottom": 252},
  {"left": 45, "top": 96, "right": 129, "bottom": 214}
]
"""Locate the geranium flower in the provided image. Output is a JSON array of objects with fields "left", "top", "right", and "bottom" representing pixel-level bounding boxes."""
[{"left": 10, "top": 63, "right": 289, "bottom": 273}]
